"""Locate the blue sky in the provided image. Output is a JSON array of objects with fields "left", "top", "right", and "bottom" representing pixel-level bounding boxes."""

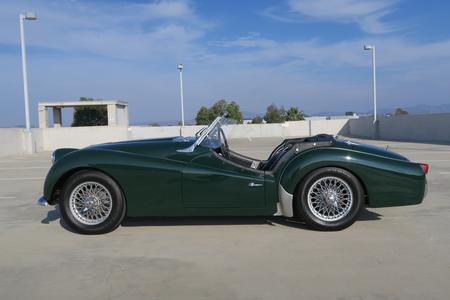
[{"left": 1, "top": 0, "right": 450, "bottom": 126}]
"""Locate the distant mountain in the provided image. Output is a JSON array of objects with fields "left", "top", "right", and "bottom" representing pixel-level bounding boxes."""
[
  {"left": 242, "top": 111, "right": 263, "bottom": 120},
  {"left": 131, "top": 119, "right": 197, "bottom": 126},
  {"left": 311, "top": 103, "right": 450, "bottom": 117},
  {"left": 129, "top": 103, "right": 450, "bottom": 126}
]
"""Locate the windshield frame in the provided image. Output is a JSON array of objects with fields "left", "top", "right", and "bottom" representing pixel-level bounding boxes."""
[{"left": 177, "top": 116, "right": 225, "bottom": 153}]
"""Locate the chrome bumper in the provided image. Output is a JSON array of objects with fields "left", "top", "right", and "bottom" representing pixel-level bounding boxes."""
[{"left": 37, "top": 196, "right": 49, "bottom": 206}]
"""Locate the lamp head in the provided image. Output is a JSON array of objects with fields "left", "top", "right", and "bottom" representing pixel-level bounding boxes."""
[
  {"left": 364, "top": 45, "right": 374, "bottom": 50},
  {"left": 24, "top": 12, "right": 37, "bottom": 20},
  {"left": 177, "top": 64, "right": 184, "bottom": 70}
]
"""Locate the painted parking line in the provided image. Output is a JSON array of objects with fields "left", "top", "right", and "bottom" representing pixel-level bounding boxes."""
[
  {"left": 0, "top": 160, "right": 50, "bottom": 164},
  {"left": 424, "top": 160, "right": 450, "bottom": 162},
  {"left": 0, "top": 166, "right": 49, "bottom": 170},
  {"left": 0, "top": 177, "right": 45, "bottom": 181},
  {"left": 439, "top": 172, "right": 450, "bottom": 175},
  {"left": 0, "top": 196, "right": 16, "bottom": 199},
  {"left": 401, "top": 151, "right": 450, "bottom": 155}
]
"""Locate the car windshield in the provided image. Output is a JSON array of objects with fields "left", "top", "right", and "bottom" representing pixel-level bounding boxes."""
[
  {"left": 199, "top": 117, "right": 232, "bottom": 149},
  {"left": 178, "top": 116, "right": 234, "bottom": 153}
]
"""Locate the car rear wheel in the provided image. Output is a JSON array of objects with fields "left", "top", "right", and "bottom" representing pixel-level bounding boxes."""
[
  {"left": 59, "top": 170, "right": 126, "bottom": 234},
  {"left": 295, "top": 167, "right": 363, "bottom": 231}
]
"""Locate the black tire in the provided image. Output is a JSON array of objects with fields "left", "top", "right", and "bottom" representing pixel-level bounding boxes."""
[
  {"left": 295, "top": 167, "right": 363, "bottom": 231},
  {"left": 59, "top": 170, "right": 126, "bottom": 234}
]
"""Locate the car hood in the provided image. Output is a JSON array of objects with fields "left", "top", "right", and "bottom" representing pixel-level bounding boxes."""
[
  {"left": 335, "top": 139, "right": 408, "bottom": 161},
  {"left": 89, "top": 136, "right": 197, "bottom": 159}
]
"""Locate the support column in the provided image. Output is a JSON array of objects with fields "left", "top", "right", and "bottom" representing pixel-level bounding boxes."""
[
  {"left": 38, "top": 105, "right": 48, "bottom": 128},
  {"left": 53, "top": 107, "right": 62, "bottom": 128},
  {"left": 123, "top": 105, "right": 129, "bottom": 127},
  {"left": 107, "top": 104, "right": 117, "bottom": 126}
]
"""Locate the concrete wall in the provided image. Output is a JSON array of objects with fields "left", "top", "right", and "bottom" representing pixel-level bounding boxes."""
[
  {"left": 310, "top": 119, "right": 349, "bottom": 136},
  {"left": 39, "top": 126, "right": 129, "bottom": 151},
  {"left": 129, "top": 120, "right": 347, "bottom": 141},
  {"left": 341, "top": 113, "right": 450, "bottom": 144},
  {"left": 1, "top": 119, "right": 348, "bottom": 156},
  {"left": 0, "top": 129, "right": 27, "bottom": 157},
  {"left": 3, "top": 114, "right": 448, "bottom": 157}
]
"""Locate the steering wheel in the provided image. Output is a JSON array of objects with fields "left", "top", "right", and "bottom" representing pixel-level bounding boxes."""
[{"left": 219, "top": 127, "right": 230, "bottom": 159}]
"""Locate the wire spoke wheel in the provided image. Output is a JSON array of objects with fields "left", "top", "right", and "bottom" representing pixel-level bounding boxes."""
[
  {"left": 307, "top": 176, "right": 353, "bottom": 222},
  {"left": 69, "top": 181, "right": 113, "bottom": 225}
]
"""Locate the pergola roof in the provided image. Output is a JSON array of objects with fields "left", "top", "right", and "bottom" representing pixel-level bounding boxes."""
[{"left": 38, "top": 100, "right": 128, "bottom": 108}]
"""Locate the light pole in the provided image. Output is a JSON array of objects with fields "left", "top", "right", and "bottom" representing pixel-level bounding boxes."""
[
  {"left": 364, "top": 45, "right": 377, "bottom": 123},
  {"left": 177, "top": 64, "right": 185, "bottom": 128},
  {"left": 20, "top": 12, "right": 37, "bottom": 132}
]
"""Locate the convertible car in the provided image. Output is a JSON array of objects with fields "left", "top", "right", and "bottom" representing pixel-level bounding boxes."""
[{"left": 38, "top": 116, "right": 427, "bottom": 234}]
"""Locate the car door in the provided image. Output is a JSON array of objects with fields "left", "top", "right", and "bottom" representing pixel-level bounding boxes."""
[{"left": 182, "top": 148, "right": 265, "bottom": 210}]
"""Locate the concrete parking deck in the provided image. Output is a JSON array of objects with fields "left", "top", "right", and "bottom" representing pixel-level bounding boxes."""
[{"left": 0, "top": 138, "right": 449, "bottom": 300}]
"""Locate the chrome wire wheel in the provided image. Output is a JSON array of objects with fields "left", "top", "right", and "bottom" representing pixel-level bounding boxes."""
[
  {"left": 307, "top": 176, "right": 353, "bottom": 222},
  {"left": 69, "top": 181, "right": 113, "bottom": 225}
]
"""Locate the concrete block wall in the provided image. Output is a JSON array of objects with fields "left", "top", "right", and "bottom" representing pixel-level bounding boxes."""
[
  {"left": 0, "top": 129, "right": 28, "bottom": 157},
  {"left": 1, "top": 119, "right": 349, "bottom": 156},
  {"left": 342, "top": 113, "right": 450, "bottom": 144},
  {"left": 311, "top": 119, "right": 349, "bottom": 136},
  {"left": 39, "top": 126, "right": 129, "bottom": 151}
]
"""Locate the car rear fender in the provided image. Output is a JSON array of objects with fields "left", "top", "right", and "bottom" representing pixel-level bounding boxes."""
[{"left": 278, "top": 147, "right": 426, "bottom": 209}]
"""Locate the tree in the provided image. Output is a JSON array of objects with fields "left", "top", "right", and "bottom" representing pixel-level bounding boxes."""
[
  {"left": 394, "top": 108, "right": 409, "bottom": 116},
  {"left": 72, "top": 97, "right": 107, "bottom": 127},
  {"left": 195, "top": 106, "right": 210, "bottom": 125},
  {"left": 285, "top": 107, "right": 305, "bottom": 121},
  {"left": 226, "top": 101, "right": 243, "bottom": 124},
  {"left": 195, "top": 99, "right": 243, "bottom": 125},
  {"left": 251, "top": 116, "right": 264, "bottom": 124},
  {"left": 210, "top": 99, "right": 228, "bottom": 119},
  {"left": 264, "top": 104, "right": 286, "bottom": 123}
]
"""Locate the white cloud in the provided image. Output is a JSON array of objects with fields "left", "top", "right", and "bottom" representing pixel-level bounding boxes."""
[
  {"left": 1, "top": 0, "right": 450, "bottom": 127},
  {"left": 263, "top": 0, "right": 400, "bottom": 34},
  {"left": 206, "top": 33, "right": 450, "bottom": 72},
  {"left": 0, "top": 0, "right": 208, "bottom": 61},
  {"left": 212, "top": 33, "right": 277, "bottom": 49},
  {"left": 134, "top": 0, "right": 194, "bottom": 19}
]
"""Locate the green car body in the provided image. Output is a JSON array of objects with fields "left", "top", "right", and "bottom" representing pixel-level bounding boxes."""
[{"left": 41, "top": 120, "right": 426, "bottom": 219}]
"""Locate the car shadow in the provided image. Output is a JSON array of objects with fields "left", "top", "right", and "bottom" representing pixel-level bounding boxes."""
[
  {"left": 122, "top": 216, "right": 276, "bottom": 227},
  {"left": 41, "top": 206, "right": 382, "bottom": 232},
  {"left": 122, "top": 216, "right": 320, "bottom": 231},
  {"left": 121, "top": 207, "right": 382, "bottom": 230},
  {"left": 40, "top": 205, "right": 78, "bottom": 233},
  {"left": 358, "top": 207, "right": 383, "bottom": 221},
  {"left": 41, "top": 205, "right": 60, "bottom": 224}
]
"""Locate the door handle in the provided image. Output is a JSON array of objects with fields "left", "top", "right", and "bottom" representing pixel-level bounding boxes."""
[{"left": 248, "top": 182, "right": 263, "bottom": 187}]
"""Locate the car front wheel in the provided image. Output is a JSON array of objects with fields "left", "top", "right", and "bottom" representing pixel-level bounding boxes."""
[
  {"left": 295, "top": 167, "right": 363, "bottom": 231},
  {"left": 59, "top": 170, "right": 126, "bottom": 234}
]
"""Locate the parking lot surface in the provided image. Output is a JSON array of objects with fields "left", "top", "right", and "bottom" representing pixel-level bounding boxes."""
[{"left": 1, "top": 137, "right": 449, "bottom": 300}]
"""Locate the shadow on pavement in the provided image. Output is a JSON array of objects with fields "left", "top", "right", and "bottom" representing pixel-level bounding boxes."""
[
  {"left": 41, "top": 205, "right": 382, "bottom": 232},
  {"left": 40, "top": 205, "right": 77, "bottom": 233},
  {"left": 358, "top": 207, "right": 382, "bottom": 221},
  {"left": 122, "top": 208, "right": 382, "bottom": 230},
  {"left": 41, "top": 205, "right": 60, "bottom": 224},
  {"left": 122, "top": 216, "right": 275, "bottom": 227}
]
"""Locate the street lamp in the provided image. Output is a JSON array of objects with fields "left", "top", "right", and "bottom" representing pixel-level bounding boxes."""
[
  {"left": 177, "top": 64, "right": 185, "bottom": 128},
  {"left": 364, "top": 44, "right": 377, "bottom": 124},
  {"left": 20, "top": 12, "right": 37, "bottom": 132}
]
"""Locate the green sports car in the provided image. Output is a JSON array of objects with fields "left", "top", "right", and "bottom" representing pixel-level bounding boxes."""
[{"left": 38, "top": 116, "right": 428, "bottom": 234}]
